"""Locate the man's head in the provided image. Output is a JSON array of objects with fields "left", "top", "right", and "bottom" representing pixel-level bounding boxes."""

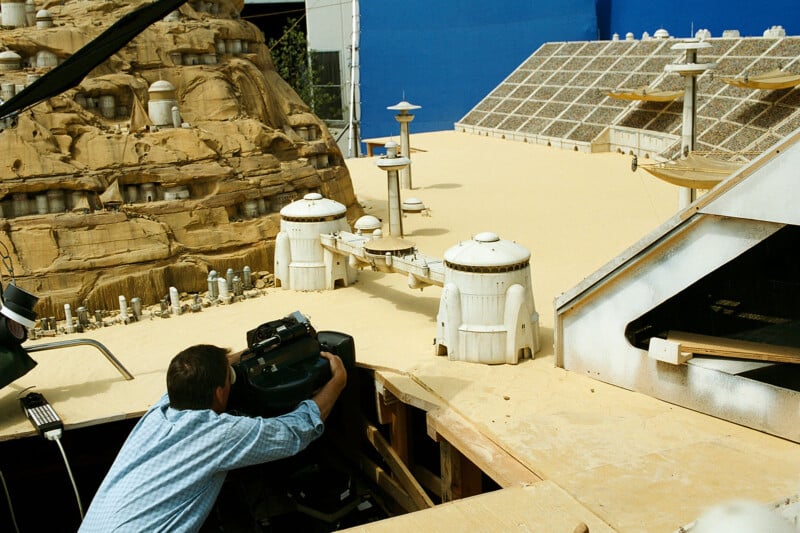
[{"left": 167, "top": 344, "right": 233, "bottom": 413}]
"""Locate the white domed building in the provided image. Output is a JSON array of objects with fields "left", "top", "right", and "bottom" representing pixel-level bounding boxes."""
[
  {"left": 274, "top": 193, "right": 357, "bottom": 291},
  {"left": 436, "top": 232, "right": 540, "bottom": 364}
]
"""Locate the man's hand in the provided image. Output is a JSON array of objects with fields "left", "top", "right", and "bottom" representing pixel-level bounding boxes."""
[
  {"left": 312, "top": 351, "right": 347, "bottom": 420},
  {"left": 321, "top": 351, "right": 347, "bottom": 391}
]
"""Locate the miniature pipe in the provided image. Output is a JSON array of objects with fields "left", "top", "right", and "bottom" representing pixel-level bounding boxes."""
[{"left": 26, "top": 338, "right": 134, "bottom": 380}]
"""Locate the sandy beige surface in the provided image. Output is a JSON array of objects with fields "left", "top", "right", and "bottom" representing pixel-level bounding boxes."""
[{"left": 2, "top": 131, "right": 798, "bottom": 531}]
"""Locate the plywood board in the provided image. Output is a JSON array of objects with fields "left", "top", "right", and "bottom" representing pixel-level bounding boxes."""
[{"left": 341, "top": 481, "right": 615, "bottom": 533}]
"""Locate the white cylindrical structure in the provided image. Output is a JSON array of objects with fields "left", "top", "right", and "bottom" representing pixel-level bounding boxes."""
[
  {"left": 171, "top": 106, "right": 181, "bottom": 128},
  {"left": 217, "top": 277, "right": 229, "bottom": 301},
  {"left": 387, "top": 100, "right": 421, "bottom": 189},
  {"left": 207, "top": 270, "right": 218, "bottom": 300},
  {"left": 375, "top": 141, "right": 410, "bottom": 238},
  {"left": 35, "top": 194, "right": 48, "bottom": 215},
  {"left": 169, "top": 286, "right": 181, "bottom": 315},
  {"left": 99, "top": 94, "right": 116, "bottom": 119},
  {"left": 64, "top": 304, "right": 74, "bottom": 332},
  {"left": 141, "top": 183, "right": 156, "bottom": 202},
  {"left": 243, "top": 266, "right": 252, "bottom": 289},
  {"left": 35, "top": 8, "right": 53, "bottom": 28},
  {"left": 131, "top": 297, "right": 142, "bottom": 320},
  {"left": 35, "top": 50, "right": 58, "bottom": 68},
  {"left": 46, "top": 189, "right": 65, "bottom": 212},
  {"left": 275, "top": 193, "right": 356, "bottom": 291},
  {"left": 1, "top": 83, "right": 15, "bottom": 101},
  {"left": 147, "top": 80, "right": 178, "bottom": 126},
  {"left": 665, "top": 40, "right": 716, "bottom": 210},
  {"left": 436, "top": 232, "right": 540, "bottom": 364},
  {"left": 163, "top": 185, "right": 189, "bottom": 201},
  {"left": 24, "top": 0, "right": 33, "bottom": 25},
  {"left": 1, "top": 1, "right": 27, "bottom": 28},
  {"left": 119, "top": 295, "right": 128, "bottom": 322},
  {"left": 0, "top": 50, "right": 22, "bottom": 71}
]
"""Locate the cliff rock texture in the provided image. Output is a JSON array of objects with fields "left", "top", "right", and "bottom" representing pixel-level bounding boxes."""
[{"left": 0, "top": 0, "right": 361, "bottom": 318}]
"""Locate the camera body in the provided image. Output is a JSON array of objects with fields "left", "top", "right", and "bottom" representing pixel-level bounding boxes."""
[{"left": 227, "top": 311, "right": 355, "bottom": 418}]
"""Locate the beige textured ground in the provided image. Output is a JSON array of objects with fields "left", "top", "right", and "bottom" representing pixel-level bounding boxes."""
[{"left": 3, "top": 131, "right": 799, "bottom": 532}]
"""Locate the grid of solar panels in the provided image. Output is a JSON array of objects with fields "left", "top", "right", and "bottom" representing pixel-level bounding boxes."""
[{"left": 457, "top": 36, "right": 800, "bottom": 161}]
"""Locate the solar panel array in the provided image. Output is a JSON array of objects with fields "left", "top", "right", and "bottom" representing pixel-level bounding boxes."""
[{"left": 456, "top": 36, "right": 800, "bottom": 161}]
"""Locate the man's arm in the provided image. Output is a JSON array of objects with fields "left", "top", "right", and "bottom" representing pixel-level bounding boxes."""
[{"left": 311, "top": 352, "right": 347, "bottom": 420}]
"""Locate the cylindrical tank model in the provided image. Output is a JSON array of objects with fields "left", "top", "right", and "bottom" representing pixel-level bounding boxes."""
[
  {"left": 147, "top": 80, "right": 179, "bottom": 126},
  {"left": 1, "top": 0, "right": 27, "bottom": 28},
  {"left": 35, "top": 9, "right": 53, "bottom": 28},
  {"left": 436, "top": 232, "right": 540, "bottom": 364},
  {"left": 275, "top": 193, "right": 356, "bottom": 291},
  {"left": 98, "top": 94, "right": 116, "bottom": 119},
  {"left": 0, "top": 50, "right": 22, "bottom": 72}
]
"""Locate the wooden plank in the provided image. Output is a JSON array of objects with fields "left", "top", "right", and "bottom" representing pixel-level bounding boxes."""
[
  {"left": 364, "top": 422, "right": 435, "bottom": 510},
  {"left": 375, "top": 371, "right": 444, "bottom": 413},
  {"left": 339, "top": 482, "right": 617, "bottom": 532},
  {"left": 357, "top": 453, "right": 418, "bottom": 513},
  {"left": 668, "top": 331, "right": 800, "bottom": 364},
  {"left": 412, "top": 465, "right": 442, "bottom": 499},
  {"left": 427, "top": 408, "right": 542, "bottom": 488},
  {"left": 375, "top": 386, "right": 411, "bottom": 464},
  {"left": 440, "top": 439, "right": 482, "bottom": 502}
]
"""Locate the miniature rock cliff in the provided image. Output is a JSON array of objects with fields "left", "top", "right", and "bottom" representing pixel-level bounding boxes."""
[{"left": 0, "top": 0, "right": 361, "bottom": 319}]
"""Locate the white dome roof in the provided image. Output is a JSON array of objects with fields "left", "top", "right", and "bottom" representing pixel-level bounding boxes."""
[
  {"left": 444, "top": 232, "right": 530, "bottom": 269},
  {"left": 280, "top": 193, "right": 346, "bottom": 219},
  {"left": 354, "top": 215, "right": 382, "bottom": 231},
  {"left": 148, "top": 80, "right": 176, "bottom": 93},
  {"left": 0, "top": 51, "right": 22, "bottom": 61}
]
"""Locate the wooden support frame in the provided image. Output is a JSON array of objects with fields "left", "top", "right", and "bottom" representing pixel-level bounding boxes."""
[
  {"left": 363, "top": 421, "right": 434, "bottom": 510},
  {"left": 427, "top": 409, "right": 542, "bottom": 490},
  {"left": 438, "top": 438, "right": 482, "bottom": 502},
  {"left": 375, "top": 386, "right": 410, "bottom": 464}
]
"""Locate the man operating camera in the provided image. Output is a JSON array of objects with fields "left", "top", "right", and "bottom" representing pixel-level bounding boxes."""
[{"left": 80, "top": 344, "right": 347, "bottom": 532}]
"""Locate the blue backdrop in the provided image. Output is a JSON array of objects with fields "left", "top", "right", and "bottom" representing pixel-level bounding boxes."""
[
  {"left": 358, "top": 0, "right": 800, "bottom": 149},
  {"left": 359, "top": 0, "right": 597, "bottom": 146}
]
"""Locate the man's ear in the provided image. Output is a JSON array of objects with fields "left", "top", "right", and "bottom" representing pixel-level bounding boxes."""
[{"left": 211, "top": 386, "right": 226, "bottom": 414}]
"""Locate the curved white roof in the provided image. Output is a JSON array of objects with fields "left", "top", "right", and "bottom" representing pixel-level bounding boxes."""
[
  {"left": 280, "top": 193, "right": 346, "bottom": 219},
  {"left": 444, "top": 232, "right": 530, "bottom": 267}
]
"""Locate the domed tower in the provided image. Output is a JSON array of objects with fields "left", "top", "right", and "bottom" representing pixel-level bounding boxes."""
[
  {"left": 275, "top": 193, "right": 357, "bottom": 291},
  {"left": 147, "top": 80, "right": 178, "bottom": 126},
  {"left": 436, "top": 232, "right": 540, "bottom": 364}
]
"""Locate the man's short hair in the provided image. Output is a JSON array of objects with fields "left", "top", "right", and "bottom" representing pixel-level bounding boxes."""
[{"left": 167, "top": 344, "right": 230, "bottom": 410}]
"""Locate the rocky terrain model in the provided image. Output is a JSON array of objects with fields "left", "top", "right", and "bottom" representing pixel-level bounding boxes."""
[{"left": 0, "top": 0, "right": 361, "bottom": 318}]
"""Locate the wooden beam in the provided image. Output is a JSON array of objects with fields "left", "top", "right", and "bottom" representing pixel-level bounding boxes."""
[
  {"left": 427, "top": 408, "right": 542, "bottom": 488},
  {"left": 412, "top": 464, "right": 443, "bottom": 499},
  {"left": 357, "top": 453, "right": 418, "bottom": 513},
  {"left": 668, "top": 331, "right": 800, "bottom": 364},
  {"left": 364, "top": 422, "right": 434, "bottom": 510},
  {"left": 440, "top": 438, "right": 482, "bottom": 502},
  {"left": 375, "top": 384, "right": 411, "bottom": 464}
]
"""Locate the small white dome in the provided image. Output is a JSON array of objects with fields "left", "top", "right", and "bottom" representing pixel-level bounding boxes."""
[
  {"left": 444, "top": 232, "right": 530, "bottom": 269},
  {"left": 0, "top": 50, "right": 22, "bottom": 61},
  {"left": 36, "top": 9, "right": 52, "bottom": 18},
  {"left": 402, "top": 198, "right": 425, "bottom": 212},
  {"left": 280, "top": 193, "right": 346, "bottom": 220},
  {"left": 148, "top": 80, "right": 176, "bottom": 93},
  {"left": 354, "top": 215, "right": 382, "bottom": 231},
  {"left": 654, "top": 28, "right": 670, "bottom": 39}
]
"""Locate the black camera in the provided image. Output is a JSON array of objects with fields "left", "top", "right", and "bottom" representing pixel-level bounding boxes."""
[{"left": 227, "top": 311, "right": 355, "bottom": 418}]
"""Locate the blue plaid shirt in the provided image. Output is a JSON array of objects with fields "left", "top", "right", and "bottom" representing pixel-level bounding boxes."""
[{"left": 80, "top": 394, "right": 324, "bottom": 532}]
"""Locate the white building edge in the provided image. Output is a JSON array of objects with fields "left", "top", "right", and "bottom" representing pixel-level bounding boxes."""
[{"left": 555, "top": 127, "right": 800, "bottom": 443}]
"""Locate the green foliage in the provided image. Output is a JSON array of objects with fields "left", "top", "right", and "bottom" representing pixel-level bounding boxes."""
[{"left": 268, "top": 17, "right": 337, "bottom": 119}]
